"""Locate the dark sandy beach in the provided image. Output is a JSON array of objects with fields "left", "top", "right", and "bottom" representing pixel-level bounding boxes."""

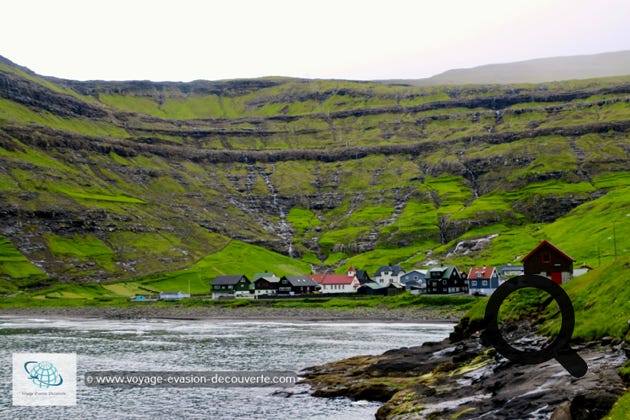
[{"left": 0, "top": 305, "right": 462, "bottom": 324}]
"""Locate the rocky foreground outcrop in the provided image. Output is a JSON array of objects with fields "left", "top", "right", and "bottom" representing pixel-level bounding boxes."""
[{"left": 301, "top": 332, "right": 628, "bottom": 419}]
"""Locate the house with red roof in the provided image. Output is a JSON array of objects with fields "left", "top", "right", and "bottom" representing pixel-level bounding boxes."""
[
  {"left": 467, "top": 266, "right": 501, "bottom": 296},
  {"left": 522, "top": 240, "right": 575, "bottom": 284},
  {"left": 310, "top": 266, "right": 361, "bottom": 293}
]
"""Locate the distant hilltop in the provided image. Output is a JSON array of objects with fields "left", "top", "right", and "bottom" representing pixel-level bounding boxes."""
[{"left": 386, "top": 50, "right": 630, "bottom": 86}]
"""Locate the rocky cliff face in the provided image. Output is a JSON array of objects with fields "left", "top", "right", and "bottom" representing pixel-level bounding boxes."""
[
  {"left": 1, "top": 56, "right": 629, "bottom": 282},
  {"left": 301, "top": 334, "right": 628, "bottom": 419}
]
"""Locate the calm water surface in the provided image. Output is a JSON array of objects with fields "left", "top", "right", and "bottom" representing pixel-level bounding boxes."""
[{"left": 0, "top": 316, "right": 453, "bottom": 419}]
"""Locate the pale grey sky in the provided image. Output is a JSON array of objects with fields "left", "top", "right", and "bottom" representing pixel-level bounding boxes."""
[{"left": 2, "top": 0, "right": 629, "bottom": 81}]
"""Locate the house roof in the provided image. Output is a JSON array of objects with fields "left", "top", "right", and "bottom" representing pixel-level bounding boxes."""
[
  {"left": 468, "top": 266, "right": 496, "bottom": 280},
  {"left": 357, "top": 281, "right": 384, "bottom": 290},
  {"left": 283, "top": 275, "right": 320, "bottom": 288},
  {"left": 498, "top": 264, "right": 523, "bottom": 272},
  {"left": 310, "top": 273, "right": 357, "bottom": 286},
  {"left": 253, "top": 273, "right": 280, "bottom": 283},
  {"left": 212, "top": 275, "right": 248, "bottom": 286},
  {"left": 356, "top": 269, "right": 371, "bottom": 280},
  {"left": 521, "top": 240, "right": 575, "bottom": 263},
  {"left": 429, "top": 265, "right": 457, "bottom": 279},
  {"left": 374, "top": 265, "right": 405, "bottom": 276},
  {"left": 401, "top": 270, "right": 426, "bottom": 279}
]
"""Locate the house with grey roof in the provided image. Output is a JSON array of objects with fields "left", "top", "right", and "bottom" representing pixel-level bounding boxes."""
[
  {"left": 211, "top": 274, "right": 252, "bottom": 299},
  {"left": 399, "top": 270, "right": 427, "bottom": 294},
  {"left": 373, "top": 265, "right": 405, "bottom": 286},
  {"left": 280, "top": 275, "right": 321, "bottom": 295}
]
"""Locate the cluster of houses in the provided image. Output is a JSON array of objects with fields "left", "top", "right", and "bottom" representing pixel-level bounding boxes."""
[
  {"left": 134, "top": 240, "right": 585, "bottom": 301},
  {"left": 206, "top": 241, "right": 584, "bottom": 300}
]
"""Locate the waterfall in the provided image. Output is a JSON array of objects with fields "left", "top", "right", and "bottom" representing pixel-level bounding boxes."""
[{"left": 258, "top": 168, "right": 294, "bottom": 258}]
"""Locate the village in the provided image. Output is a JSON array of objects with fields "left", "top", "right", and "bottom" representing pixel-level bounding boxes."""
[{"left": 137, "top": 240, "right": 590, "bottom": 302}]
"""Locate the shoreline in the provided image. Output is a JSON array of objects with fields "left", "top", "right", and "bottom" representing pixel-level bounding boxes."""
[{"left": 0, "top": 305, "right": 463, "bottom": 324}]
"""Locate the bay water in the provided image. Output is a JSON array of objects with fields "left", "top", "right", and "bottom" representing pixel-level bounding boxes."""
[{"left": 0, "top": 316, "right": 453, "bottom": 419}]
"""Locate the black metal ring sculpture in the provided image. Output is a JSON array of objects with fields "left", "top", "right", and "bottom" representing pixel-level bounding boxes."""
[{"left": 484, "top": 274, "right": 587, "bottom": 377}]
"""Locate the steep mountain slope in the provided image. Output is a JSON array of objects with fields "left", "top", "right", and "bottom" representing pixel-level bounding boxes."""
[{"left": 0, "top": 55, "right": 628, "bottom": 285}]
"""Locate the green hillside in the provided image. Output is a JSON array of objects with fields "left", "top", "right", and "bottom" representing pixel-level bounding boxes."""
[
  {"left": 460, "top": 256, "right": 630, "bottom": 342},
  {"left": 0, "top": 54, "right": 628, "bottom": 292}
]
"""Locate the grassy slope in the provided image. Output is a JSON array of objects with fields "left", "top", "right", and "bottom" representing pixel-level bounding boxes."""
[
  {"left": 0, "top": 236, "right": 45, "bottom": 286},
  {"left": 545, "top": 256, "right": 630, "bottom": 341},
  {"left": 461, "top": 256, "right": 630, "bottom": 343},
  {"left": 133, "top": 240, "right": 313, "bottom": 294},
  {"left": 0, "top": 63, "right": 629, "bottom": 292}
]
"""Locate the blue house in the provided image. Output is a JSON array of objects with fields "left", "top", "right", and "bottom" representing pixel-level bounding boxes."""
[
  {"left": 467, "top": 266, "right": 501, "bottom": 296},
  {"left": 399, "top": 270, "right": 427, "bottom": 294}
]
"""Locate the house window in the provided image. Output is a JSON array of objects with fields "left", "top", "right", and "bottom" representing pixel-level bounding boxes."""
[
  {"left": 542, "top": 252, "right": 551, "bottom": 263},
  {"left": 442, "top": 280, "right": 447, "bottom": 285},
  {"left": 471, "top": 280, "right": 477, "bottom": 287},
  {"left": 482, "top": 280, "right": 488, "bottom": 287}
]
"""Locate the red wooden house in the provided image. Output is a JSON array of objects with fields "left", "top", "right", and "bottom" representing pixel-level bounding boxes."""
[{"left": 521, "top": 240, "right": 575, "bottom": 284}]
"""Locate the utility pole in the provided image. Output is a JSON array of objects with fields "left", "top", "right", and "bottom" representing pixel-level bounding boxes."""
[{"left": 613, "top": 221, "right": 617, "bottom": 260}]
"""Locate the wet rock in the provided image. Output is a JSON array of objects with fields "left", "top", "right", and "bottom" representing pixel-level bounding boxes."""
[
  {"left": 550, "top": 401, "right": 571, "bottom": 420},
  {"left": 302, "top": 335, "right": 628, "bottom": 419},
  {"left": 570, "top": 392, "right": 621, "bottom": 420},
  {"left": 348, "top": 382, "right": 398, "bottom": 402}
]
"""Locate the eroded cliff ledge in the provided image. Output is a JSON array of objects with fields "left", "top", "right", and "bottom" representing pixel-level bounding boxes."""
[{"left": 301, "top": 331, "right": 628, "bottom": 419}]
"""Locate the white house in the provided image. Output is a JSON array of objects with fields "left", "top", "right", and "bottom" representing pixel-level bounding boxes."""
[
  {"left": 373, "top": 265, "right": 406, "bottom": 286},
  {"left": 310, "top": 266, "right": 360, "bottom": 293}
]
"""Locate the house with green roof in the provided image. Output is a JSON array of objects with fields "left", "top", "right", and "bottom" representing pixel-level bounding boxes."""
[{"left": 426, "top": 265, "right": 467, "bottom": 294}]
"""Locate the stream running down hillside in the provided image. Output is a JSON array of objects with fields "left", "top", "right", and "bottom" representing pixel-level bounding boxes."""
[
  {"left": 1, "top": 54, "right": 629, "bottom": 283},
  {"left": 257, "top": 167, "right": 294, "bottom": 258}
]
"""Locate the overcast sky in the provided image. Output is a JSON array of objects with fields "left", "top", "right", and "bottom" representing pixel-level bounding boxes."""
[{"left": 2, "top": 0, "right": 629, "bottom": 82}]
